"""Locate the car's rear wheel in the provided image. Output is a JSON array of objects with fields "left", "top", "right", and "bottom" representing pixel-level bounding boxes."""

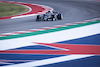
[{"left": 36, "top": 15, "right": 41, "bottom": 21}]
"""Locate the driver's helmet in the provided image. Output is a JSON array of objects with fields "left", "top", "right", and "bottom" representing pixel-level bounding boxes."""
[
  {"left": 48, "top": 10, "right": 51, "bottom": 12},
  {"left": 46, "top": 10, "right": 51, "bottom": 14},
  {"left": 46, "top": 10, "right": 52, "bottom": 14}
]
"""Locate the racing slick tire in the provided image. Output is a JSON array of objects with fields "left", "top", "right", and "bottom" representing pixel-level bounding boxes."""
[
  {"left": 57, "top": 14, "right": 63, "bottom": 20},
  {"left": 36, "top": 15, "right": 41, "bottom": 21}
]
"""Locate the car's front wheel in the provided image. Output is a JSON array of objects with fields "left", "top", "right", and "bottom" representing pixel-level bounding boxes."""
[{"left": 57, "top": 14, "right": 63, "bottom": 20}]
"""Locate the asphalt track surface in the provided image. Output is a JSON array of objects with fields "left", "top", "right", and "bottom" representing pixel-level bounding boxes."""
[{"left": 0, "top": 0, "right": 100, "bottom": 33}]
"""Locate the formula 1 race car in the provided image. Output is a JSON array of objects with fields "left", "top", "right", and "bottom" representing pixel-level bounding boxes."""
[{"left": 36, "top": 10, "right": 63, "bottom": 21}]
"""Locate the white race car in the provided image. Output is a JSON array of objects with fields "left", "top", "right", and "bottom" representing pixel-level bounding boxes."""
[{"left": 36, "top": 10, "right": 63, "bottom": 21}]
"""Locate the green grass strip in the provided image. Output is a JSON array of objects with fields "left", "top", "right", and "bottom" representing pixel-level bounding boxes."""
[
  {"left": 0, "top": 3, "right": 29, "bottom": 17},
  {"left": 0, "top": 21, "right": 100, "bottom": 40}
]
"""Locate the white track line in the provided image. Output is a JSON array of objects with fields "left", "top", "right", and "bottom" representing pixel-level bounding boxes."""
[{"left": 2, "top": 55, "right": 93, "bottom": 67}]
